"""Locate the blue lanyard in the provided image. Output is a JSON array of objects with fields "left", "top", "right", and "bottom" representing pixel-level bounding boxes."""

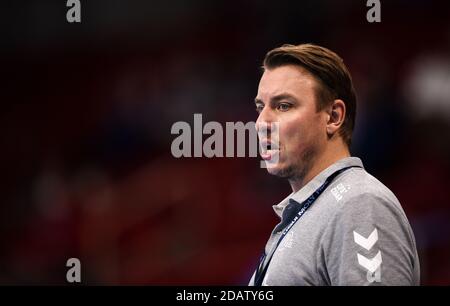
[{"left": 254, "top": 166, "right": 359, "bottom": 286}]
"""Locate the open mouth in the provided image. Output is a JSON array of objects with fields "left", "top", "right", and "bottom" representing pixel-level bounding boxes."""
[{"left": 259, "top": 140, "right": 280, "bottom": 161}]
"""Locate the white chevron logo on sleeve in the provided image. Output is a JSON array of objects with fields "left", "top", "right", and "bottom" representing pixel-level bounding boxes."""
[
  {"left": 353, "top": 228, "right": 378, "bottom": 250},
  {"left": 357, "top": 251, "right": 382, "bottom": 273}
]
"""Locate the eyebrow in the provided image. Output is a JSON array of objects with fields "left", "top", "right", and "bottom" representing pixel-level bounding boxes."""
[{"left": 254, "top": 93, "right": 298, "bottom": 105}]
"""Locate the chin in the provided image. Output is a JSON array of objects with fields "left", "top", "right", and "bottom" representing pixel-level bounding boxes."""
[
  {"left": 265, "top": 166, "right": 280, "bottom": 176},
  {"left": 265, "top": 163, "right": 289, "bottom": 178}
]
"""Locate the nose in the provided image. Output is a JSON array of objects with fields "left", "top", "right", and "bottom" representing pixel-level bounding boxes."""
[{"left": 256, "top": 106, "right": 275, "bottom": 134}]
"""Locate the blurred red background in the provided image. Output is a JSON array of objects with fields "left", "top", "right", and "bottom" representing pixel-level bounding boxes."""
[{"left": 0, "top": 0, "right": 449, "bottom": 284}]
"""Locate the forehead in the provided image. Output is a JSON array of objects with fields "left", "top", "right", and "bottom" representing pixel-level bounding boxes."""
[{"left": 257, "top": 65, "right": 317, "bottom": 100}]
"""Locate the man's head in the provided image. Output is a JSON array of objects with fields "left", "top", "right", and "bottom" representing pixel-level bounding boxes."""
[{"left": 255, "top": 43, "right": 357, "bottom": 181}]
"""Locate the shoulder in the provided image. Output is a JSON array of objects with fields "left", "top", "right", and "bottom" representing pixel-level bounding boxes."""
[
  {"left": 333, "top": 167, "right": 407, "bottom": 219},
  {"left": 321, "top": 167, "right": 418, "bottom": 254},
  {"left": 322, "top": 167, "right": 416, "bottom": 244},
  {"left": 319, "top": 168, "right": 420, "bottom": 285}
]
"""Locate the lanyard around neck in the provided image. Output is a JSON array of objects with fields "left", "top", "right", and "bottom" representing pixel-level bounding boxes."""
[{"left": 254, "top": 165, "right": 360, "bottom": 286}]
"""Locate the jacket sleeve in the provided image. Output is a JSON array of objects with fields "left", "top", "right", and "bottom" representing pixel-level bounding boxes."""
[{"left": 319, "top": 193, "right": 420, "bottom": 285}]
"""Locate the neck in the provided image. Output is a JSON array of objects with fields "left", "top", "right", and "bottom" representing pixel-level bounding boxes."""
[{"left": 289, "top": 143, "right": 350, "bottom": 193}]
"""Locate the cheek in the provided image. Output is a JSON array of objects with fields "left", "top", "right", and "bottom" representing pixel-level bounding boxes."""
[
  {"left": 278, "top": 118, "right": 305, "bottom": 150},
  {"left": 279, "top": 113, "right": 323, "bottom": 149}
]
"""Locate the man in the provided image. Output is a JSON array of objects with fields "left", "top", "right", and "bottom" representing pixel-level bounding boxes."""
[{"left": 249, "top": 43, "right": 420, "bottom": 286}]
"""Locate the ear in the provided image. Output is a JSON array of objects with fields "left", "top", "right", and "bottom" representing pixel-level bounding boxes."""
[{"left": 326, "top": 99, "right": 346, "bottom": 136}]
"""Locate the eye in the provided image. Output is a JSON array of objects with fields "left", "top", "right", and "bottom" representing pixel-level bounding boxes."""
[
  {"left": 277, "top": 103, "right": 291, "bottom": 111},
  {"left": 255, "top": 104, "right": 264, "bottom": 113}
]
